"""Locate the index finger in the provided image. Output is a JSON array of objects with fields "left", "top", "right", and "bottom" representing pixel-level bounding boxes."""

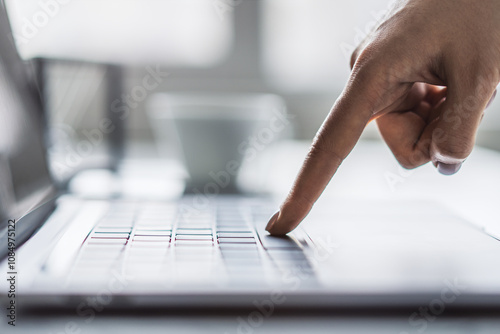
[{"left": 265, "top": 74, "right": 379, "bottom": 235}]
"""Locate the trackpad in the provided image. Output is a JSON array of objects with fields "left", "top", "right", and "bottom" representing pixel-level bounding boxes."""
[{"left": 302, "top": 199, "right": 500, "bottom": 293}]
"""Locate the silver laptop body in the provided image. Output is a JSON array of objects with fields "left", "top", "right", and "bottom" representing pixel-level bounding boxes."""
[{"left": 1, "top": 1, "right": 500, "bottom": 311}]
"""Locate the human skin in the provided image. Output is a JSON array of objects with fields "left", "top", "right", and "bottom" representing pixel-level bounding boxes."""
[{"left": 266, "top": 0, "right": 500, "bottom": 235}]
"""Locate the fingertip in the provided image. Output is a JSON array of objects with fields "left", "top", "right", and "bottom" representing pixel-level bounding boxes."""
[
  {"left": 265, "top": 211, "right": 280, "bottom": 232},
  {"left": 266, "top": 211, "right": 295, "bottom": 236},
  {"left": 266, "top": 223, "right": 291, "bottom": 236}
]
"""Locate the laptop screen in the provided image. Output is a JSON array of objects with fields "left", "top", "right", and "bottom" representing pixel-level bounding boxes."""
[{"left": 0, "top": 1, "right": 54, "bottom": 225}]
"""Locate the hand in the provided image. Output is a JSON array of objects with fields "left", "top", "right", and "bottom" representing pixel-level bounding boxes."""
[{"left": 266, "top": 0, "right": 499, "bottom": 235}]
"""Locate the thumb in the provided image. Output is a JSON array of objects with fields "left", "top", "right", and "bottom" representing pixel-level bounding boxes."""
[{"left": 430, "top": 74, "right": 497, "bottom": 175}]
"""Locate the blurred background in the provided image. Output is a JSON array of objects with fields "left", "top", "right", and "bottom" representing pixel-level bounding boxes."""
[{"left": 5, "top": 0, "right": 500, "bottom": 179}]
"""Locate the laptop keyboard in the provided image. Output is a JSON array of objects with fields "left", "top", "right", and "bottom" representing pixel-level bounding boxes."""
[{"left": 67, "top": 197, "right": 316, "bottom": 288}]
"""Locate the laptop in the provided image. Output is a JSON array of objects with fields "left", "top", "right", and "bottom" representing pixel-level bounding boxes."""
[{"left": 1, "top": 2, "right": 500, "bottom": 312}]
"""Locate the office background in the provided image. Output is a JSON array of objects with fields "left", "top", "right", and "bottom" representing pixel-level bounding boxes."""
[{"left": 6, "top": 0, "right": 500, "bottom": 159}]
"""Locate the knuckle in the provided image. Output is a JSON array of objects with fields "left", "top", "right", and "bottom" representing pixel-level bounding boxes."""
[
  {"left": 391, "top": 139, "right": 431, "bottom": 170},
  {"left": 396, "top": 158, "right": 420, "bottom": 170},
  {"left": 432, "top": 138, "right": 473, "bottom": 162},
  {"left": 286, "top": 191, "right": 314, "bottom": 213},
  {"left": 352, "top": 42, "right": 395, "bottom": 81},
  {"left": 394, "top": 151, "right": 428, "bottom": 170},
  {"left": 353, "top": 36, "right": 415, "bottom": 90},
  {"left": 351, "top": 45, "right": 381, "bottom": 78},
  {"left": 348, "top": 47, "right": 403, "bottom": 110}
]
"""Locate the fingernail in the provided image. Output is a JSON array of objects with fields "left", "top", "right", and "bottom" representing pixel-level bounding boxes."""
[
  {"left": 437, "top": 162, "right": 462, "bottom": 176},
  {"left": 265, "top": 211, "right": 280, "bottom": 232},
  {"left": 486, "top": 90, "right": 497, "bottom": 109}
]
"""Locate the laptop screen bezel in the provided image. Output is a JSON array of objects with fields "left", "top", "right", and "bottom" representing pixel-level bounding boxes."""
[{"left": 0, "top": 0, "right": 58, "bottom": 253}]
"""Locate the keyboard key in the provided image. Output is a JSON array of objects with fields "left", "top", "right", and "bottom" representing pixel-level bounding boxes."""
[
  {"left": 126, "top": 263, "right": 165, "bottom": 273},
  {"left": 177, "top": 227, "right": 214, "bottom": 234},
  {"left": 133, "top": 235, "right": 171, "bottom": 242},
  {"left": 175, "top": 240, "right": 213, "bottom": 247},
  {"left": 223, "top": 257, "right": 262, "bottom": 266},
  {"left": 94, "top": 227, "right": 132, "bottom": 233},
  {"left": 176, "top": 228, "right": 212, "bottom": 233},
  {"left": 174, "top": 252, "right": 216, "bottom": 263},
  {"left": 217, "top": 227, "right": 253, "bottom": 233},
  {"left": 134, "top": 227, "right": 172, "bottom": 231},
  {"left": 218, "top": 237, "right": 256, "bottom": 244},
  {"left": 176, "top": 234, "right": 213, "bottom": 240},
  {"left": 91, "top": 233, "right": 129, "bottom": 239},
  {"left": 130, "top": 242, "right": 169, "bottom": 249},
  {"left": 127, "top": 255, "right": 167, "bottom": 264},
  {"left": 217, "top": 232, "right": 254, "bottom": 238},
  {"left": 128, "top": 247, "right": 168, "bottom": 255},
  {"left": 257, "top": 233, "right": 302, "bottom": 250},
  {"left": 220, "top": 249, "right": 260, "bottom": 258},
  {"left": 219, "top": 243, "right": 258, "bottom": 250},
  {"left": 135, "top": 230, "right": 172, "bottom": 236},
  {"left": 174, "top": 248, "right": 217, "bottom": 259}
]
